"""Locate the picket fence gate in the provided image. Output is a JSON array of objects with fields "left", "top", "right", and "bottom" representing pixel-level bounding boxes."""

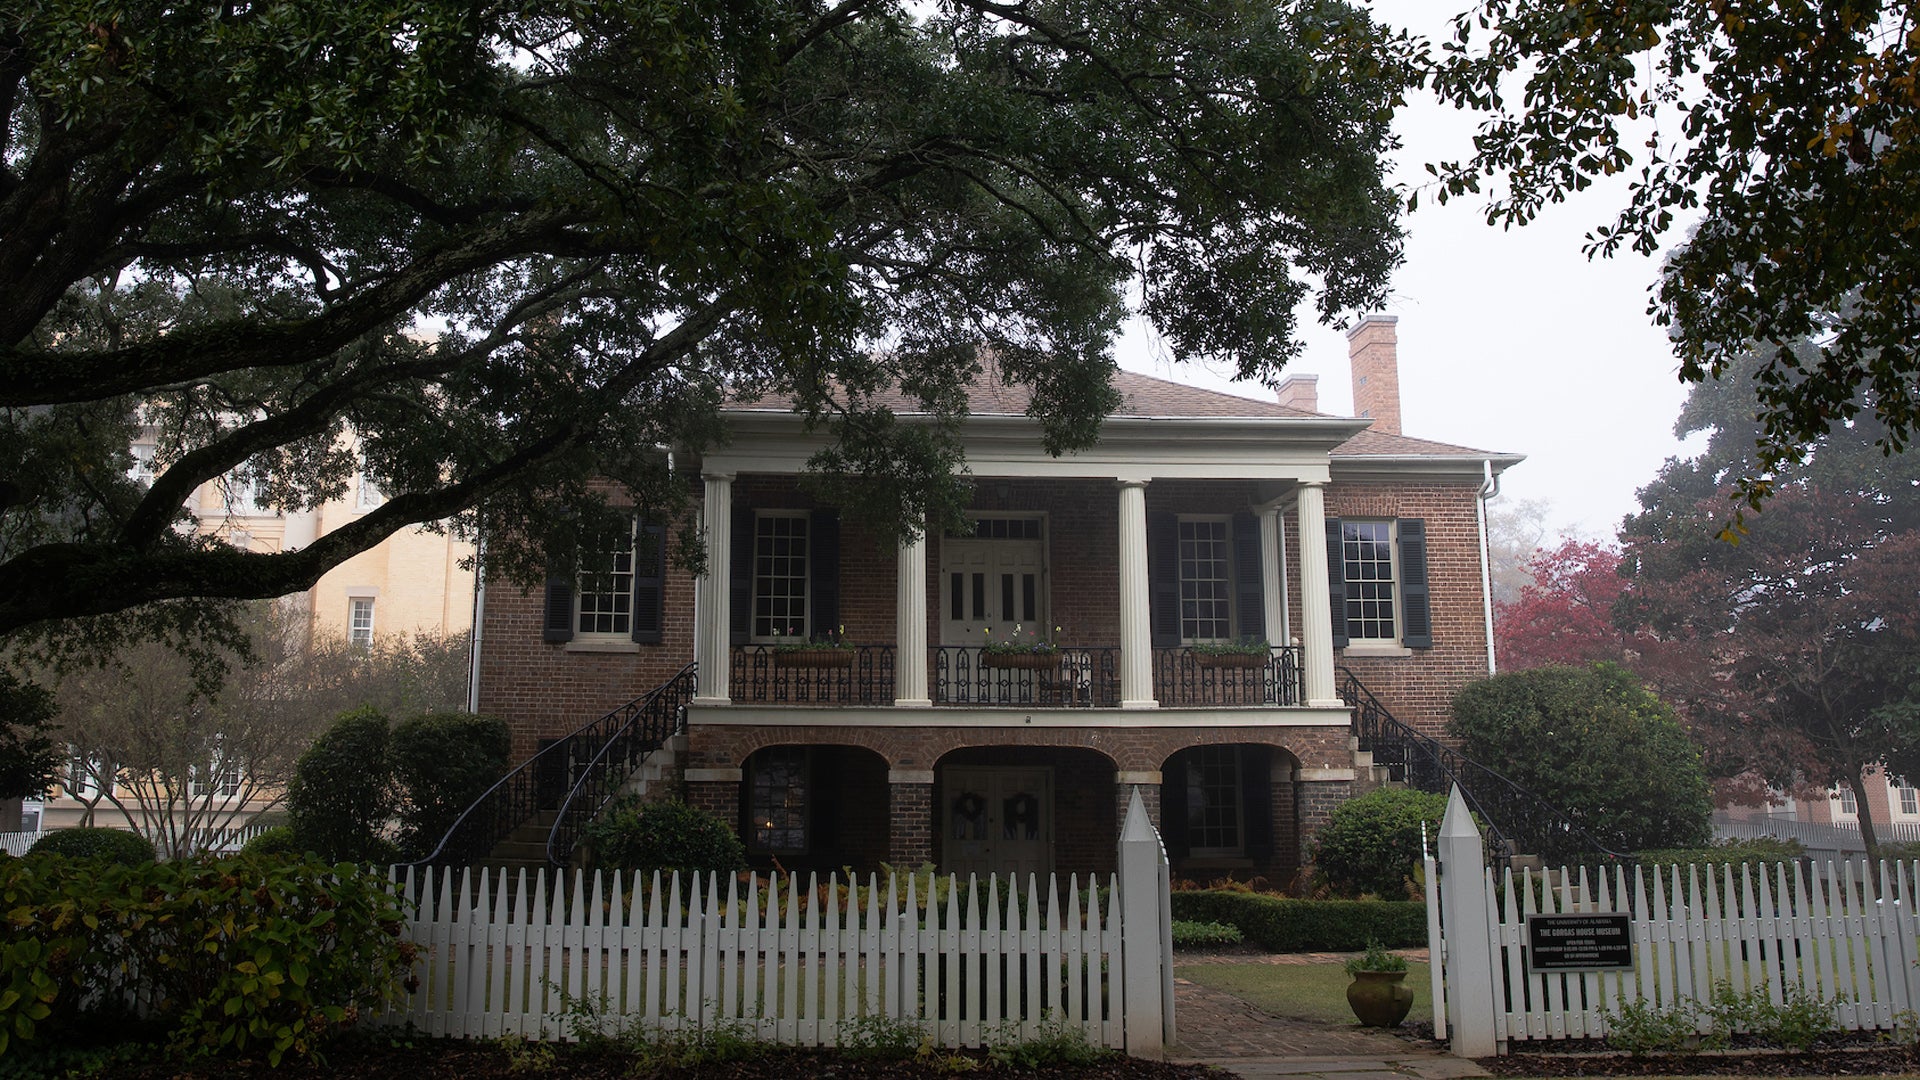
[
  {"left": 1426, "top": 786, "right": 1920, "bottom": 1056},
  {"left": 382, "top": 790, "right": 1173, "bottom": 1054}
]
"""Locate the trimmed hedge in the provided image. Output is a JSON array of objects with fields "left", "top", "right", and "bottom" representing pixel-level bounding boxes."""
[
  {"left": 1169, "top": 890, "right": 1426, "bottom": 951},
  {"left": 584, "top": 798, "right": 745, "bottom": 876},
  {"left": 1638, "top": 837, "right": 1804, "bottom": 874},
  {"left": 27, "top": 827, "right": 155, "bottom": 866}
]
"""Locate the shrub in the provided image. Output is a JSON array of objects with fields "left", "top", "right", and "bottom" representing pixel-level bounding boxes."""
[
  {"left": 584, "top": 798, "right": 744, "bottom": 876},
  {"left": 239, "top": 825, "right": 304, "bottom": 857},
  {"left": 1170, "top": 919, "right": 1244, "bottom": 949},
  {"left": 1345, "top": 939, "right": 1409, "bottom": 975},
  {"left": 0, "top": 853, "right": 414, "bottom": 1064},
  {"left": 1308, "top": 787, "right": 1447, "bottom": 898},
  {"left": 390, "top": 711, "right": 510, "bottom": 859},
  {"left": 286, "top": 706, "right": 397, "bottom": 864},
  {"left": 1639, "top": 837, "right": 1804, "bottom": 874},
  {"left": 27, "top": 827, "right": 155, "bottom": 865},
  {"left": 1168, "top": 890, "right": 1426, "bottom": 951},
  {"left": 1450, "top": 663, "right": 1712, "bottom": 855}
]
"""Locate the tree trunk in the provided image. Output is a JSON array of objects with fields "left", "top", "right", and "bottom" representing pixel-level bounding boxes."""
[{"left": 1850, "top": 770, "right": 1883, "bottom": 892}]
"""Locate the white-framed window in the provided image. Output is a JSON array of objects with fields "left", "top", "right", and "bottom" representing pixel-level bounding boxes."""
[
  {"left": 129, "top": 443, "right": 156, "bottom": 485},
  {"left": 752, "top": 512, "right": 810, "bottom": 641},
  {"left": 1178, "top": 517, "right": 1233, "bottom": 642},
  {"left": 65, "top": 750, "right": 104, "bottom": 801},
  {"left": 575, "top": 525, "right": 636, "bottom": 638},
  {"left": 1900, "top": 785, "right": 1917, "bottom": 816},
  {"left": 1341, "top": 520, "right": 1400, "bottom": 643},
  {"left": 191, "top": 747, "right": 243, "bottom": 800},
  {"left": 355, "top": 451, "right": 385, "bottom": 510},
  {"left": 1184, "top": 746, "right": 1244, "bottom": 857},
  {"left": 349, "top": 597, "right": 375, "bottom": 647},
  {"left": 221, "top": 470, "right": 272, "bottom": 515},
  {"left": 1838, "top": 785, "right": 1859, "bottom": 815},
  {"left": 749, "top": 747, "right": 809, "bottom": 853}
]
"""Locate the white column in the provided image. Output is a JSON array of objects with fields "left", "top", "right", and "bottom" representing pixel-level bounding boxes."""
[
  {"left": 1257, "top": 503, "right": 1285, "bottom": 647},
  {"left": 894, "top": 525, "right": 931, "bottom": 707},
  {"left": 1295, "top": 481, "right": 1342, "bottom": 707},
  {"left": 1117, "top": 479, "right": 1157, "bottom": 709},
  {"left": 694, "top": 472, "right": 735, "bottom": 705}
]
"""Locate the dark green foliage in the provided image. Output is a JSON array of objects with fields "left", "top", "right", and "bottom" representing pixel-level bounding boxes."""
[
  {"left": 27, "top": 827, "right": 155, "bottom": 866},
  {"left": 0, "top": 669, "right": 61, "bottom": 800},
  {"left": 1450, "top": 664, "right": 1712, "bottom": 854},
  {"left": 1170, "top": 919, "right": 1244, "bottom": 949},
  {"left": 1308, "top": 787, "right": 1447, "bottom": 899},
  {"left": 285, "top": 707, "right": 396, "bottom": 864},
  {"left": 0, "top": 853, "right": 412, "bottom": 1064},
  {"left": 238, "top": 825, "right": 303, "bottom": 858},
  {"left": 1168, "top": 891, "right": 1426, "bottom": 952},
  {"left": 389, "top": 712, "right": 510, "bottom": 860},
  {"left": 1638, "top": 837, "right": 1804, "bottom": 874},
  {"left": 584, "top": 799, "right": 744, "bottom": 876}
]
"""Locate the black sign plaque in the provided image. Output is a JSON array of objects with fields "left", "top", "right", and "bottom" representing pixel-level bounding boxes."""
[{"left": 1524, "top": 913, "right": 1634, "bottom": 972}]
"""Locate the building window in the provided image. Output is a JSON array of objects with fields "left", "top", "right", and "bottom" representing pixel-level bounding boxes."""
[
  {"left": 1341, "top": 520, "right": 1399, "bottom": 642},
  {"left": 1178, "top": 518, "right": 1233, "bottom": 642},
  {"left": 129, "top": 443, "right": 156, "bottom": 486},
  {"left": 1839, "top": 785, "right": 1858, "bottom": 815},
  {"left": 223, "top": 471, "right": 271, "bottom": 515},
  {"left": 356, "top": 459, "right": 385, "bottom": 510},
  {"left": 1901, "top": 786, "right": 1917, "bottom": 816},
  {"left": 749, "top": 747, "right": 808, "bottom": 853},
  {"left": 349, "top": 598, "right": 375, "bottom": 647},
  {"left": 65, "top": 750, "right": 103, "bottom": 801},
  {"left": 753, "top": 513, "right": 810, "bottom": 640},
  {"left": 1184, "top": 746, "right": 1244, "bottom": 856},
  {"left": 576, "top": 530, "right": 635, "bottom": 638}
]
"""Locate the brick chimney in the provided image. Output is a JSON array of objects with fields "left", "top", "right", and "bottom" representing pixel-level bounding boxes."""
[
  {"left": 1347, "top": 314, "right": 1401, "bottom": 435},
  {"left": 1275, "top": 373, "right": 1319, "bottom": 412}
]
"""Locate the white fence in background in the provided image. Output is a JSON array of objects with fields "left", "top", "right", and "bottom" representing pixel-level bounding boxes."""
[
  {"left": 0, "top": 824, "right": 269, "bottom": 858},
  {"left": 1429, "top": 787, "right": 1920, "bottom": 1056},
  {"left": 383, "top": 790, "right": 1173, "bottom": 1053}
]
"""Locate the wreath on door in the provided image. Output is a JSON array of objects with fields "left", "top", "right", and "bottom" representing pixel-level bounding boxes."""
[
  {"left": 951, "top": 792, "right": 987, "bottom": 840},
  {"left": 1002, "top": 792, "right": 1040, "bottom": 840}
]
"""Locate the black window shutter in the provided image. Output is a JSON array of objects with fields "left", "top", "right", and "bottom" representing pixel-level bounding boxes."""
[
  {"left": 1324, "top": 518, "right": 1349, "bottom": 649},
  {"left": 1241, "top": 749, "right": 1273, "bottom": 860},
  {"left": 809, "top": 509, "right": 840, "bottom": 638},
  {"left": 630, "top": 524, "right": 666, "bottom": 644},
  {"left": 1231, "top": 510, "right": 1265, "bottom": 642},
  {"left": 1398, "top": 518, "right": 1433, "bottom": 648},
  {"left": 542, "top": 576, "right": 574, "bottom": 643},
  {"left": 1148, "top": 511, "right": 1180, "bottom": 648},
  {"left": 729, "top": 505, "right": 755, "bottom": 645}
]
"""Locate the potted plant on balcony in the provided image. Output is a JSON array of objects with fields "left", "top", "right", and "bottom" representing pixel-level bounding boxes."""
[
  {"left": 771, "top": 626, "right": 857, "bottom": 669},
  {"left": 980, "top": 624, "right": 1061, "bottom": 670},
  {"left": 1187, "top": 638, "right": 1271, "bottom": 670},
  {"left": 1344, "top": 940, "right": 1414, "bottom": 1028}
]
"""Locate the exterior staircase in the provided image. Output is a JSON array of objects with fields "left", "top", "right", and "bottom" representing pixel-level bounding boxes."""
[{"left": 414, "top": 664, "right": 698, "bottom": 875}]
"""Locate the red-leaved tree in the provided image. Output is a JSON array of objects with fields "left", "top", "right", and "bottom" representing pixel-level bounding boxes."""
[{"left": 1494, "top": 539, "right": 1638, "bottom": 671}]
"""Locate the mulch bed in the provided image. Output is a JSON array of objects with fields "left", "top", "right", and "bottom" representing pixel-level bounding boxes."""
[
  {"left": 1478, "top": 1031, "right": 1920, "bottom": 1076},
  {"left": 56, "top": 1039, "right": 1218, "bottom": 1080}
]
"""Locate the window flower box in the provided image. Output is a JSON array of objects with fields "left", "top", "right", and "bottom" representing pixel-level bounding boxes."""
[
  {"left": 1192, "top": 651, "right": 1270, "bottom": 670},
  {"left": 981, "top": 651, "right": 1060, "bottom": 671},
  {"left": 773, "top": 648, "right": 856, "bottom": 670}
]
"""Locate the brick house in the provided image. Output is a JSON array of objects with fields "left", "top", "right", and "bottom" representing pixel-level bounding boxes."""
[{"left": 473, "top": 315, "right": 1520, "bottom": 883}]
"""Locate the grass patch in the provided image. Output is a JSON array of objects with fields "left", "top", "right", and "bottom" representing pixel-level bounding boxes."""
[{"left": 1174, "top": 960, "right": 1432, "bottom": 1028}]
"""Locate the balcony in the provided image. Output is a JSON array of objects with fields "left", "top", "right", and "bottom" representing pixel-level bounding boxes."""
[{"left": 728, "top": 644, "right": 1302, "bottom": 709}]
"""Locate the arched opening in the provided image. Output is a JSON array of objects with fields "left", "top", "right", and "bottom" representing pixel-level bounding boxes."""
[
  {"left": 932, "top": 745, "right": 1118, "bottom": 880},
  {"left": 737, "top": 743, "right": 890, "bottom": 874},
  {"left": 1160, "top": 743, "right": 1303, "bottom": 885}
]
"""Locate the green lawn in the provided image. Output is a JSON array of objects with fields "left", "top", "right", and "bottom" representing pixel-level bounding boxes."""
[{"left": 1173, "top": 960, "right": 1433, "bottom": 1028}]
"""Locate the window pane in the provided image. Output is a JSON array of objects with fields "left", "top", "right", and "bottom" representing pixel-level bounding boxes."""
[
  {"left": 577, "top": 531, "right": 635, "bottom": 636},
  {"left": 1178, "top": 519, "right": 1231, "bottom": 641},
  {"left": 750, "top": 748, "right": 808, "bottom": 851},
  {"left": 349, "top": 598, "right": 376, "bottom": 647},
  {"left": 1185, "top": 746, "right": 1242, "bottom": 853},
  {"left": 752, "top": 515, "right": 809, "bottom": 638},
  {"left": 1342, "top": 521, "right": 1398, "bottom": 641}
]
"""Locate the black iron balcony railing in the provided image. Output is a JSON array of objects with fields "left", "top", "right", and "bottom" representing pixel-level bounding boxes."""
[
  {"left": 412, "top": 662, "right": 696, "bottom": 870},
  {"left": 730, "top": 645, "right": 896, "bottom": 705},
  {"left": 933, "top": 646, "right": 1120, "bottom": 708},
  {"left": 1152, "top": 646, "right": 1302, "bottom": 706}
]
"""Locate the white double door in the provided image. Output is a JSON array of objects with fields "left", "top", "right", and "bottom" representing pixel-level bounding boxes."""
[
  {"left": 939, "top": 535, "right": 1047, "bottom": 647},
  {"left": 943, "top": 766, "right": 1053, "bottom": 880}
]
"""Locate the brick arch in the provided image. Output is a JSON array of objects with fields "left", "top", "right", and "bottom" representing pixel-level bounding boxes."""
[
  {"left": 927, "top": 737, "right": 1119, "bottom": 772},
  {"left": 1152, "top": 736, "right": 1305, "bottom": 775}
]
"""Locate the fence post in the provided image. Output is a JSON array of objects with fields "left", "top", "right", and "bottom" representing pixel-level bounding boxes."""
[
  {"left": 1439, "top": 784, "right": 1499, "bottom": 1058},
  {"left": 1119, "top": 786, "right": 1167, "bottom": 1057}
]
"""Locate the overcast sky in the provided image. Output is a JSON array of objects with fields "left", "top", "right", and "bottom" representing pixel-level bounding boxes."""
[{"left": 1115, "top": 2, "right": 1700, "bottom": 542}]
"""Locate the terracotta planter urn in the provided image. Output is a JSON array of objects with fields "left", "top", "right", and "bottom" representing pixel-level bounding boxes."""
[{"left": 1346, "top": 970, "right": 1414, "bottom": 1028}]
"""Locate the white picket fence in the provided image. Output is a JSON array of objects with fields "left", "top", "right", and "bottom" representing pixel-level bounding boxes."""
[
  {"left": 0, "top": 824, "right": 269, "bottom": 858},
  {"left": 383, "top": 791, "right": 1174, "bottom": 1053},
  {"left": 1428, "top": 787, "right": 1920, "bottom": 1056}
]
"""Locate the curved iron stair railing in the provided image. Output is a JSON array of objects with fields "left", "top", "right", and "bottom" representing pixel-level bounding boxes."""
[
  {"left": 1339, "top": 667, "right": 1629, "bottom": 868},
  {"left": 412, "top": 662, "right": 698, "bottom": 870},
  {"left": 545, "top": 664, "right": 698, "bottom": 866}
]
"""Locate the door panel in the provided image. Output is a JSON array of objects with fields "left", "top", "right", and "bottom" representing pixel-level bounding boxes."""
[
  {"left": 943, "top": 765, "right": 1053, "bottom": 880},
  {"left": 939, "top": 536, "right": 1046, "bottom": 647}
]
